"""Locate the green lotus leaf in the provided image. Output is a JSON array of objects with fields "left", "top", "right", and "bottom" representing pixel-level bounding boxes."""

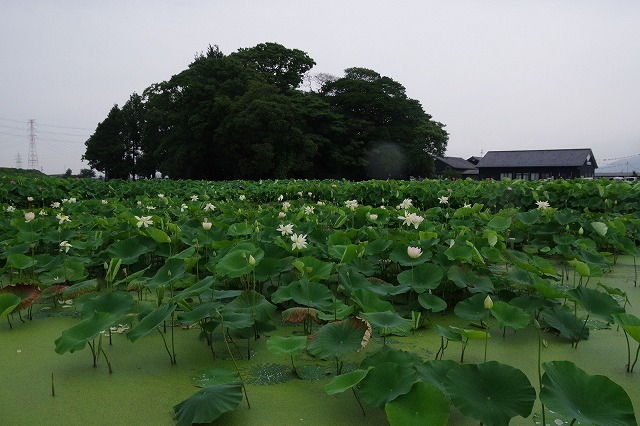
[
  {"left": 338, "top": 267, "right": 397, "bottom": 296},
  {"left": 541, "top": 360, "right": 636, "bottom": 426},
  {"left": 359, "top": 311, "right": 413, "bottom": 337},
  {"left": 292, "top": 256, "right": 335, "bottom": 281},
  {"left": 328, "top": 244, "right": 359, "bottom": 264},
  {"left": 360, "top": 345, "right": 423, "bottom": 369},
  {"left": 266, "top": 335, "right": 308, "bottom": 356},
  {"left": 444, "top": 361, "right": 535, "bottom": 425},
  {"left": 0, "top": 293, "right": 21, "bottom": 317},
  {"left": 226, "top": 290, "right": 276, "bottom": 324},
  {"left": 289, "top": 279, "right": 334, "bottom": 310},
  {"left": 385, "top": 381, "right": 450, "bottom": 426},
  {"left": 553, "top": 209, "right": 579, "bottom": 225},
  {"left": 173, "top": 383, "right": 243, "bottom": 426},
  {"left": 54, "top": 311, "right": 120, "bottom": 354},
  {"left": 191, "top": 368, "right": 240, "bottom": 388},
  {"left": 142, "top": 226, "right": 171, "bottom": 244},
  {"left": 612, "top": 313, "right": 640, "bottom": 342},
  {"left": 568, "top": 259, "right": 590, "bottom": 277},
  {"left": 448, "top": 265, "right": 494, "bottom": 293},
  {"left": 106, "top": 236, "right": 154, "bottom": 264},
  {"left": 454, "top": 293, "right": 489, "bottom": 321},
  {"left": 307, "top": 318, "right": 367, "bottom": 361},
  {"left": 566, "top": 286, "right": 624, "bottom": 323},
  {"left": 516, "top": 209, "right": 541, "bottom": 225},
  {"left": 444, "top": 243, "right": 474, "bottom": 263},
  {"left": 127, "top": 303, "right": 176, "bottom": 342},
  {"left": 177, "top": 301, "right": 222, "bottom": 325},
  {"left": 433, "top": 324, "right": 463, "bottom": 343},
  {"left": 490, "top": 300, "right": 530, "bottom": 330},
  {"left": 146, "top": 258, "right": 186, "bottom": 290},
  {"left": 172, "top": 276, "right": 214, "bottom": 302},
  {"left": 6, "top": 253, "right": 35, "bottom": 270},
  {"left": 487, "top": 215, "right": 512, "bottom": 231},
  {"left": 590, "top": 221, "right": 608, "bottom": 237},
  {"left": 542, "top": 306, "right": 589, "bottom": 342},
  {"left": 358, "top": 362, "right": 418, "bottom": 408},
  {"left": 215, "top": 243, "right": 264, "bottom": 279},
  {"left": 61, "top": 279, "right": 98, "bottom": 299},
  {"left": 418, "top": 293, "right": 447, "bottom": 313},
  {"left": 397, "top": 262, "right": 443, "bottom": 293},
  {"left": 351, "top": 288, "right": 394, "bottom": 313},
  {"left": 325, "top": 368, "right": 372, "bottom": 395},
  {"left": 414, "top": 359, "right": 459, "bottom": 392},
  {"left": 79, "top": 290, "right": 134, "bottom": 318}
]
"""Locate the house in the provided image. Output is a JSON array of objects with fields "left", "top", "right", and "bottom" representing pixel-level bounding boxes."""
[
  {"left": 476, "top": 148, "right": 597, "bottom": 180},
  {"left": 434, "top": 156, "right": 479, "bottom": 179}
]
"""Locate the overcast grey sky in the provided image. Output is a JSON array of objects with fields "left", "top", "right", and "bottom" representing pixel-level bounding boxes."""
[{"left": 1, "top": 1, "right": 639, "bottom": 175}]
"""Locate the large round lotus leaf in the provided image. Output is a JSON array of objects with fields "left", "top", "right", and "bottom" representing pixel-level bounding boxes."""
[
  {"left": 146, "top": 258, "right": 186, "bottom": 290},
  {"left": 360, "top": 345, "right": 423, "bottom": 370},
  {"left": 490, "top": 300, "right": 530, "bottom": 330},
  {"left": 226, "top": 290, "right": 276, "bottom": 324},
  {"left": 61, "top": 279, "right": 98, "bottom": 299},
  {"left": 54, "top": 311, "right": 120, "bottom": 354},
  {"left": 448, "top": 265, "right": 494, "bottom": 294},
  {"left": 289, "top": 279, "right": 334, "bottom": 310},
  {"left": 191, "top": 368, "right": 240, "bottom": 388},
  {"left": 79, "top": 290, "right": 134, "bottom": 318},
  {"left": 414, "top": 359, "right": 459, "bottom": 392},
  {"left": 542, "top": 306, "right": 589, "bottom": 342},
  {"left": 292, "top": 256, "right": 335, "bottom": 281},
  {"left": 307, "top": 318, "right": 366, "bottom": 361},
  {"left": 0, "top": 293, "right": 21, "bottom": 317},
  {"left": 215, "top": 242, "right": 264, "bottom": 279},
  {"left": 385, "top": 381, "right": 450, "bottom": 426},
  {"left": 612, "top": 313, "right": 640, "bottom": 342},
  {"left": 5, "top": 253, "right": 35, "bottom": 270},
  {"left": 324, "top": 368, "right": 371, "bottom": 395},
  {"left": 358, "top": 362, "right": 418, "bottom": 408},
  {"left": 541, "top": 360, "right": 637, "bottom": 426},
  {"left": 359, "top": 311, "right": 413, "bottom": 337},
  {"left": 127, "top": 303, "right": 176, "bottom": 342},
  {"left": 454, "top": 293, "right": 489, "bottom": 321},
  {"left": 567, "top": 286, "right": 625, "bottom": 323},
  {"left": 517, "top": 209, "right": 541, "bottom": 225},
  {"left": 106, "top": 236, "right": 154, "bottom": 264},
  {"left": 487, "top": 215, "right": 512, "bottom": 231},
  {"left": 444, "top": 361, "right": 536, "bottom": 425},
  {"left": 418, "top": 293, "right": 447, "bottom": 313},
  {"left": 173, "top": 383, "right": 243, "bottom": 426},
  {"left": 351, "top": 288, "right": 394, "bottom": 313},
  {"left": 397, "top": 262, "right": 443, "bottom": 293},
  {"left": 266, "top": 335, "right": 307, "bottom": 356},
  {"left": 172, "top": 276, "right": 214, "bottom": 302}
]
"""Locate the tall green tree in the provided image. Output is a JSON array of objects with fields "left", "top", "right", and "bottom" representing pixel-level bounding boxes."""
[
  {"left": 83, "top": 105, "right": 132, "bottom": 180},
  {"left": 320, "top": 67, "right": 448, "bottom": 179}
]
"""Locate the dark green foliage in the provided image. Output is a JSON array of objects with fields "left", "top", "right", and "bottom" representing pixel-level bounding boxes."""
[{"left": 83, "top": 43, "right": 448, "bottom": 180}]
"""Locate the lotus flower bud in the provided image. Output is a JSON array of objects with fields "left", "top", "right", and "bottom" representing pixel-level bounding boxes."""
[
  {"left": 202, "top": 220, "right": 212, "bottom": 231},
  {"left": 407, "top": 246, "right": 423, "bottom": 259},
  {"left": 249, "top": 255, "right": 256, "bottom": 266},
  {"left": 578, "top": 227, "right": 584, "bottom": 235},
  {"left": 484, "top": 295, "right": 493, "bottom": 310},
  {"left": 24, "top": 212, "right": 35, "bottom": 222}
]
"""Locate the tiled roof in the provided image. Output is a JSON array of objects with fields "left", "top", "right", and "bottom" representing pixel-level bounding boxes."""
[
  {"left": 435, "top": 156, "right": 477, "bottom": 170},
  {"left": 476, "top": 149, "right": 596, "bottom": 168}
]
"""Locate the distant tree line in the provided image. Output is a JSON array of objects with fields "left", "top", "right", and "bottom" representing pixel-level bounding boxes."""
[{"left": 83, "top": 43, "right": 448, "bottom": 180}]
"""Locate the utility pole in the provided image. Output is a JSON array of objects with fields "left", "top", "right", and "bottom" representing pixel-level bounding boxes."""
[
  {"left": 15, "top": 152, "right": 23, "bottom": 168},
  {"left": 28, "top": 119, "right": 39, "bottom": 170}
]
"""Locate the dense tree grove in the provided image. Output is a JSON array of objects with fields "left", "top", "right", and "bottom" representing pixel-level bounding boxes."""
[{"left": 83, "top": 43, "right": 448, "bottom": 180}]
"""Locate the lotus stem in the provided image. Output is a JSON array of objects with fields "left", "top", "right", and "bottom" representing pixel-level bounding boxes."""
[
  {"left": 535, "top": 319, "right": 546, "bottom": 426},
  {"left": 351, "top": 388, "right": 366, "bottom": 417},
  {"left": 221, "top": 323, "right": 251, "bottom": 409},
  {"left": 101, "top": 346, "right": 113, "bottom": 374},
  {"left": 634, "top": 256, "right": 637, "bottom": 287},
  {"left": 170, "top": 311, "right": 176, "bottom": 365},
  {"left": 156, "top": 327, "right": 174, "bottom": 365},
  {"left": 51, "top": 372, "right": 55, "bottom": 397},
  {"left": 623, "top": 331, "right": 631, "bottom": 372},
  {"left": 631, "top": 342, "right": 640, "bottom": 373}
]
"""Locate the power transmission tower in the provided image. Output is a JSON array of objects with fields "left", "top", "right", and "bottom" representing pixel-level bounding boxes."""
[
  {"left": 28, "top": 119, "right": 40, "bottom": 170},
  {"left": 15, "top": 152, "right": 23, "bottom": 168}
]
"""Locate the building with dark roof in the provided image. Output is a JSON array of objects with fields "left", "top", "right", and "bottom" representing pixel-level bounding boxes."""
[
  {"left": 434, "top": 156, "right": 479, "bottom": 178},
  {"left": 476, "top": 148, "right": 597, "bottom": 180}
]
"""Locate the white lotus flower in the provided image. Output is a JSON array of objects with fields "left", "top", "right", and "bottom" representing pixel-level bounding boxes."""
[
  {"left": 204, "top": 203, "right": 216, "bottom": 211},
  {"left": 56, "top": 213, "right": 71, "bottom": 224},
  {"left": 536, "top": 200, "right": 550, "bottom": 210},
  {"left": 59, "top": 240, "right": 72, "bottom": 253},
  {"left": 345, "top": 199, "right": 358, "bottom": 210},
  {"left": 407, "top": 246, "right": 422, "bottom": 259},
  {"left": 202, "top": 220, "right": 212, "bottom": 230},
  {"left": 277, "top": 223, "right": 294, "bottom": 236},
  {"left": 24, "top": 212, "right": 35, "bottom": 222},
  {"left": 291, "top": 233, "right": 308, "bottom": 250},
  {"left": 135, "top": 215, "right": 153, "bottom": 228},
  {"left": 438, "top": 196, "right": 449, "bottom": 205}
]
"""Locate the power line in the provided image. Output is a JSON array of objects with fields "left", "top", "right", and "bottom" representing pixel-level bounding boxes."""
[{"left": 28, "top": 119, "right": 39, "bottom": 170}]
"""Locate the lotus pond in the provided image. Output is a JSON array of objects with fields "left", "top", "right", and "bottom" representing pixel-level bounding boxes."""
[{"left": 1, "top": 176, "right": 639, "bottom": 425}]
